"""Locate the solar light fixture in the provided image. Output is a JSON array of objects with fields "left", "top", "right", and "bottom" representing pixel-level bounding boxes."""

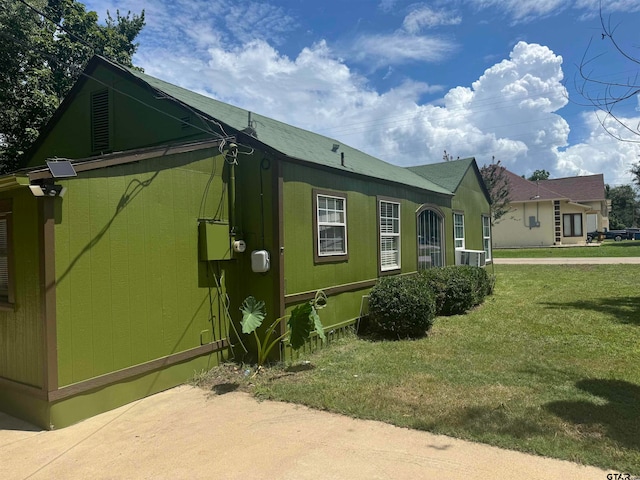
[
  {"left": 29, "top": 184, "right": 67, "bottom": 197},
  {"left": 46, "top": 159, "right": 77, "bottom": 178}
]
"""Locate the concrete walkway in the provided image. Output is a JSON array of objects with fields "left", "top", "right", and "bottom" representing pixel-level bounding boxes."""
[
  {"left": 494, "top": 257, "right": 640, "bottom": 264},
  {"left": 1, "top": 386, "right": 613, "bottom": 480}
]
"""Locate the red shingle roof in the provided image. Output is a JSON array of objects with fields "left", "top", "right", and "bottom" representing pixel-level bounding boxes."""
[
  {"left": 505, "top": 170, "right": 605, "bottom": 203},
  {"left": 538, "top": 174, "right": 606, "bottom": 202},
  {"left": 504, "top": 170, "right": 561, "bottom": 202}
]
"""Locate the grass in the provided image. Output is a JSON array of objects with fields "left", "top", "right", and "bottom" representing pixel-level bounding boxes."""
[
  {"left": 493, "top": 240, "right": 640, "bottom": 258},
  {"left": 199, "top": 264, "right": 640, "bottom": 474}
]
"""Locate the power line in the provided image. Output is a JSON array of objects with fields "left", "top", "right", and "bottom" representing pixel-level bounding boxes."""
[
  {"left": 14, "top": 0, "right": 99, "bottom": 52},
  {"left": 2, "top": 1, "right": 259, "bottom": 153}
]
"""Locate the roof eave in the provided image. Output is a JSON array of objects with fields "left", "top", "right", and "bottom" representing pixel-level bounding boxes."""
[{"left": 0, "top": 175, "right": 31, "bottom": 192}]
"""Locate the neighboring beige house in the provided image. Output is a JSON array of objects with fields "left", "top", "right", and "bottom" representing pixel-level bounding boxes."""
[{"left": 492, "top": 170, "right": 609, "bottom": 248}]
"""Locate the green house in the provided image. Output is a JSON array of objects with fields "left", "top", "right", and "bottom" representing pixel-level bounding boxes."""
[
  {"left": 408, "top": 157, "right": 493, "bottom": 264},
  {"left": 0, "top": 56, "right": 491, "bottom": 429}
]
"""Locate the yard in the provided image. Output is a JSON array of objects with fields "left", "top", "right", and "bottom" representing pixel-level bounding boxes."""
[
  {"left": 493, "top": 240, "right": 640, "bottom": 257},
  {"left": 200, "top": 264, "right": 640, "bottom": 474}
]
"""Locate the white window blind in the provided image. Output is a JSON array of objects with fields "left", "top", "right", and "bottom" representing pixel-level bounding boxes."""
[
  {"left": 380, "top": 200, "right": 400, "bottom": 270},
  {"left": 482, "top": 215, "right": 492, "bottom": 261},
  {"left": 454, "top": 213, "right": 465, "bottom": 249}
]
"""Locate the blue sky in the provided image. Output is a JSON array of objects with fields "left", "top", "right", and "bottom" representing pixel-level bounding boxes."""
[{"left": 83, "top": 0, "right": 640, "bottom": 186}]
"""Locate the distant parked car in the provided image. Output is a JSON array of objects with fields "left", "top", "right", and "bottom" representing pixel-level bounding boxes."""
[
  {"left": 625, "top": 228, "right": 640, "bottom": 240},
  {"left": 587, "top": 230, "right": 628, "bottom": 242}
]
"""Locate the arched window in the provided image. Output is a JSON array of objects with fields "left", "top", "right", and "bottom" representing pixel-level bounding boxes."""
[{"left": 417, "top": 207, "right": 444, "bottom": 269}]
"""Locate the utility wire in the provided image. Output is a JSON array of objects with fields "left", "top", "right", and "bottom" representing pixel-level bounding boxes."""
[
  {"left": 14, "top": 0, "right": 99, "bottom": 52},
  {"left": 3, "top": 2, "right": 259, "bottom": 153}
]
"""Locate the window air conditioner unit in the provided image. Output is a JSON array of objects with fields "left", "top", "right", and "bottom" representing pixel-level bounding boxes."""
[{"left": 455, "top": 249, "right": 486, "bottom": 267}]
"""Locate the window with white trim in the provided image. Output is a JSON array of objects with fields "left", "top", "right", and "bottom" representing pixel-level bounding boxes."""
[
  {"left": 379, "top": 200, "right": 400, "bottom": 271},
  {"left": 454, "top": 212, "right": 465, "bottom": 249},
  {"left": 317, "top": 194, "right": 347, "bottom": 256},
  {"left": 482, "top": 215, "right": 492, "bottom": 261}
]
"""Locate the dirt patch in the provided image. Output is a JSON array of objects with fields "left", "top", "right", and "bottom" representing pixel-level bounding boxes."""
[{"left": 192, "top": 362, "right": 313, "bottom": 394}]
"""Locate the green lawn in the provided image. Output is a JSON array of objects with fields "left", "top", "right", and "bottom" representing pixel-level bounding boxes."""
[
  {"left": 234, "top": 265, "right": 640, "bottom": 474},
  {"left": 493, "top": 240, "right": 640, "bottom": 258}
]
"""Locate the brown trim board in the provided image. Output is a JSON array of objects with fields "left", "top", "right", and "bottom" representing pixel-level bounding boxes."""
[
  {"left": 273, "top": 158, "right": 286, "bottom": 338},
  {"left": 284, "top": 270, "right": 418, "bottom": 306},
  {"left": 48, "top": 339, "right": 229, "bottom": 402},
  {"left": 27, "top": 139, "right": 224, "bottom": 181},
  {"left": 285, "top": 278, "right": 377, "bottom": 305},
  {"left": 39, "top": 198, "right": 58, "bottom": 394}
]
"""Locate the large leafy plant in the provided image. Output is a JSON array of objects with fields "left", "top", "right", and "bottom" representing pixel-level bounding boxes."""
[{"left": 240, "top": 291, "right": 326, "bottom": 366}]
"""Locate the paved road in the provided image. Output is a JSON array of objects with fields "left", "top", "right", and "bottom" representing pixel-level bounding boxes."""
[
  {"left": 0, "top": 386, "right": 613, "bottom": 480},
  {"left": 494, "top": 257, "right": 640, "bottom": 264}
]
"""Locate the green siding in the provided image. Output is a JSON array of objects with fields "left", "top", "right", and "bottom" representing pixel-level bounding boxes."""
[
  {"left": 54, "top": 148, "right": 229, "bottom": 386},
  {"left": 224, "top": 151, "right": 278, "bottom": 341},
  {"left": 28, "top": 64, "right": 210, "bottom": 167},
  {"left": 0, "top": 189, "right": 43, "bottom": 387},
  {"left": 282, "top": 161, "right": 453, "bottom": 329},
  {"left": 48, "top": 352, "right": 223, "bottom": 430},
  {"left": 451, "top": 168, "right": 491, "bottom": 252}
]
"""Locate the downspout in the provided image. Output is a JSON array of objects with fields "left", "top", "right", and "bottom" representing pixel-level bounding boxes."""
[
  {"left": 229, "top": 160, "right": 236, "bottom": 235},
  {"left": 226, "top": 143, "right": 239, "bottom": 242}
]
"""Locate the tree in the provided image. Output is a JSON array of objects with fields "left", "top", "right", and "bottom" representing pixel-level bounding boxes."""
[
  {"left": 0, "top": 0, "right": 145, "bottom": 173},
  {"left": 528, "top": 169, "right": 550, "bottom": 181},
  {"left": 442, "top": 150, "right": 459, "bottom": 162},
  {"left": 576, "top": 6, "right": 640, "bottom": 142},
  {"left": 632, "top": 164, "right": 640, "bottom": 189},
  {"left": 606, "top": 184, "right": 639, "bottom": 229},
  {"left": 576, "top": 5, "right": 640, "bottom": 185},
  {"left": 480, "top": 158, "right": 512, "bottom": 225}
]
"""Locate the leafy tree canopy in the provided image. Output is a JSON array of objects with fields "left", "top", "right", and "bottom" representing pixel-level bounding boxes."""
[
  {"left": 480, "top": 158, "right": 512, "bottom": 225},
  {"left": 0, "top": 0, "right": 145, "bottom": 173},
  {"left": 606, "top": 184, "right": 639, "bottom": 229},
  {"left": 528, "top": 169, "right": 550, "bottom": 181}
]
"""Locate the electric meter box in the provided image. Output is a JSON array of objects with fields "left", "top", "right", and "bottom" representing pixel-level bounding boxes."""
[
  {"left": 198, "top": 222, "right": 231, "bottom": 261},
  {"left": 251, "top": 250, "right": 270, "bottom": 273}
]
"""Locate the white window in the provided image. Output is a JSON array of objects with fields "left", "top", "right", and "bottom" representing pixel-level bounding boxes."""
[
  {"left": 482, "top": 215, "right": 492, "bottom": 261},
  {"left": 379, "top": 200, "right": 400, "bottom": 271},
  {"left": 317, "top": 194, "right": 347, "bottom": 256},
  {"left": 454, "top": 213, "right": 465, "bottom": 249}
]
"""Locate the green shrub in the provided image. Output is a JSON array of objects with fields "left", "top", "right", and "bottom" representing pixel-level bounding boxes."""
[
  {"left": 368, "top": 275, "right": 436, "bottom": 339},
  {"left": 457, "top": 266, "right": 492, "bottom": 306},
  {"left": 419, "top": 266, "right": 492, "bottom": 316},
  {"left": 421, "top": 267, "right": 474, "bottom": 315}
]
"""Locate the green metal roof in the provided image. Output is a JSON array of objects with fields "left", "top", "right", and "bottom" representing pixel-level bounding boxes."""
[
  {"left": 110, "top": 59, "right": 452, "bottom": 196},
  {"left": 407, "top": 157, "right": 475, "bottom": 193}
]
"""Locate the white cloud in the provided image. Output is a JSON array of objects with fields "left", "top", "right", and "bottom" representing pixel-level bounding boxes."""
[
  {"left": 557, "top": 112, "right": 640, "bottom": 184},
  {"left": 469, "top": 0, "right": 567, "bottom": 23},
  {"left": 379, "top": 0, "right": 398, "bottom": 12},
  {"left": 574, "top": 0, "right": 640, "bottom": 14},
  {"left": 467, "top": 0, "right": 640, "bottom": 23},
  {"left": 402, "top": 6, "right": 462, "bottom": 33},
  {"left": 351, "top": 33, "right": 458, "bottom": 67},
  {"left": 85, "top": 0, "right": 296, "bottom": 48},
  {"left": 84, "top": 1, "right": 640, "bottom": 185}
]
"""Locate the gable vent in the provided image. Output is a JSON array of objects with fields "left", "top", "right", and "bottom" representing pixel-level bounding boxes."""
[
  {"left": 91, "top": 89, "right": 110, "bottom": 152},
  {"left": 180, "top": 115, "right": 192, "bottom": 130}
]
